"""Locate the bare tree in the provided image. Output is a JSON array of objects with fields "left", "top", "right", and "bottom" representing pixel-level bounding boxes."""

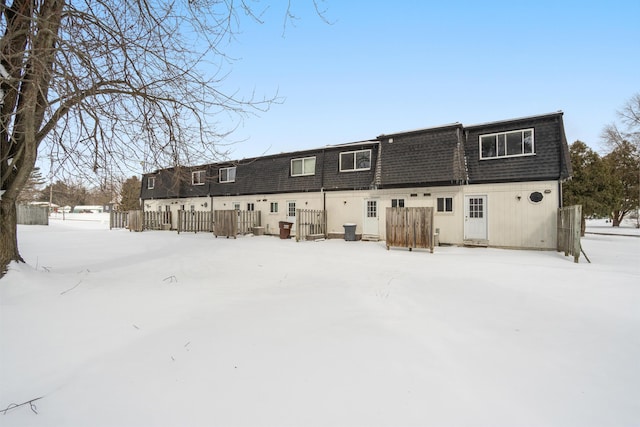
[
  {"left": 0, "top": 1, "right": 326, "bottom": 276},
  {"left": 601, "top": 93, "right": 640, "bottom": 227}
]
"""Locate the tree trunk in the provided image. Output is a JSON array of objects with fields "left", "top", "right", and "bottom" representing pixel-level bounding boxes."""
[
  {"left": 0, "top": 195, "right": 23, "bottom": 276},
  {"left": 580, "top": 214, "right": 586, "bottom": 237},
  {"left": 612, "top": 210, "right": 622, "bottom": 227}
]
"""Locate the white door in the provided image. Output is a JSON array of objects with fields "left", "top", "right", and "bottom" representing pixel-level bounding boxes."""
[
  {"left": 363, "top": 199, "right": 379, "bottom": 236},
  {"left": 464, "top": 195, "right": 487, "bottom": 240},
  {"left": 286, "top": 201, "right": 296, "bottom": 229}
]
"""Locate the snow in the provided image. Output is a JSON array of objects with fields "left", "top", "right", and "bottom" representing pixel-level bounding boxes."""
[{"left": 1, "top": 214, "right": 639, "bottom": 426}]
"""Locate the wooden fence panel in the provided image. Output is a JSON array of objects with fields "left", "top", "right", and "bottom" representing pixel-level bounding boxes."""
[
  {"left": 127, "top": 210, "right": 144, "bottom": 232},
  {"left": 17, "top": 205, "right": 49, "bottom": 225},
  {"left": 178, "top": 210, "right": 214, "bottom": 233},
  {"left": 214, "top": 210, "right": 238, "bottom": 238},
  {"left": 557, "top": 205, "right": 582, "bottom": 263},
  {"left": 143, "top": 211, "right": 171, "bottom": 230},
  {"left": 237, "top": 210, "right": 261, "bottom": 234},
  {"left": 110, "top": 211, "right": 128, "bottom": 229},
  {"left": 385, "top": 207, "right": 434, "bottom": 252},
  {"left": 295, "top": 209, "right": 326, "bottom": 241}
]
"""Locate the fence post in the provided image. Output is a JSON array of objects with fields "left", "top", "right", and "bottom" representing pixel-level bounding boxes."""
[{"left": 572, "top": 205, "right": 582, "bottom": 263}]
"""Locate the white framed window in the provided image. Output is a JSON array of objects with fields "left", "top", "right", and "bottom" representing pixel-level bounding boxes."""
[
  {"left": 287, "top": 201, "right": 296, "bottom": 217},
  {"left": 192, "top": 170, "right": 205, "bottom": 185},
  {"left": 232, "top": 202, "right": 240, "bottom": 211},
  {"left": 190, "top": 205, "right": 195, "bottom": 212},
  {"left": 437, "top": 197, "right": 453, "bottom": 213},
  {"left": 219, "top": 167, "right": 236, "bottom": 183},
  {"left": 247, "top": 202, "right": 255, "bottom": 211},
  {"left": 147, "top": 176, "right": 155, "bottom": 189},
  {"left": 367, "top": 200, "right": 377, "bottom": 218},
  {"left": 391, "top": 198, "right": 405, "bottom": 208},
  {"left": 480, "top": 129, "right": 534, "bottom": 160},
  {"left": 270, "top": 202, "right": 278, "bottom": 213},
  {"left": 291, "top": 157, "right": 316, "bottom": 176},
  {"left": 180, "top": 204, "right": 185, "bottom": 210},
  {"left": 340, "top": 149, "right": 371, "bottom": 172}
]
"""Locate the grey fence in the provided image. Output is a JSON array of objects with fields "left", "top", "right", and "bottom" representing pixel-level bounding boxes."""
[
  {"left": 17, "top": 205, "right": 49, "bottom": 225},
  {"left": 237, "top": 210, "right": 261, "bottom": 235},
  {"left": 110, "top": 211, "right": 128, "bottom": 229},
  {"left": 178, "top": 210, "right": 214, "bottom": 233},
  {"left": 557, "top": 205, "right": 582, "bottom": 263},
  {"left": 295, "top": 209, "right": 326, "bottom": 241}
]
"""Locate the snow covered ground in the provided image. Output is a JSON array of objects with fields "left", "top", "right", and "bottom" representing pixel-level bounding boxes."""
[{"left": 1, "top": 214, "right": 639, "bottom": 427}]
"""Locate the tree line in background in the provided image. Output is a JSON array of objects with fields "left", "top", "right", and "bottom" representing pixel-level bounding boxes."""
[
  {"left": 17, "top": 173, "right": 141, "bottom": 212},
  {"left": 564, "top": 93, "right": 640, "bottom": 232}
]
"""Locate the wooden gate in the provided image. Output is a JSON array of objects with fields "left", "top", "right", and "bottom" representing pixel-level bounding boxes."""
[
  {"left": 295, "top": 209, "right": 326, "bottom": 241},
  {"left": 128, "top": 210, "right": 144, "bottom": 232},
  {"left": 214, "top": 210, "right": 238, "bottom": 238},
  {"left": 557, "top": 205, "right": 582, "bottom": 263},
  {"left": 178, "top": 210, "right": 214, "bottom": 233},
  {"left": 385, "top": 207, "right": 434, "bottom": 252}
]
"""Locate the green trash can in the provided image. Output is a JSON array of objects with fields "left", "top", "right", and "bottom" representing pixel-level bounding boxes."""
[{"left": 343, "top": 223, "right": 356, "bottom": 241}]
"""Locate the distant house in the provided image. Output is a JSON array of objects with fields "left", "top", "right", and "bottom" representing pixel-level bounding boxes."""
[
  {"left": 140, "top": 112, "right": 571, "bottom": 249},
  {"left": 72, "top": 205, "right": 106, "bottom": 213}
]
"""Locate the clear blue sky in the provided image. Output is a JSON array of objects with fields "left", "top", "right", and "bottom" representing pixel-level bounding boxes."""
[{"left": 216, "top": 0, "right": 639, "bottom": 159}]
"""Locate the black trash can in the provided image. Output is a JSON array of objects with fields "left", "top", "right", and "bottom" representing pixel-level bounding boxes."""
[
  {"left": 278, "top": 221, "right": 293, "bottom": 239},
  {"left": 343, "top": 223, "right": 356, "bottom": 241}
]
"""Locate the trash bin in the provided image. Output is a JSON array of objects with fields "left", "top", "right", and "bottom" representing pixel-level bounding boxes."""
[
  {"left": 343, "top": 223, "right": 357, "bottom": 241},
  {"left": 278, "top": 221, "right": 293, "bottom": 239}
]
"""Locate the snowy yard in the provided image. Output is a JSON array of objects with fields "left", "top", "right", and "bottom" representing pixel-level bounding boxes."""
[{"left": 1, "top": 215, "right": 639, "bottom": 427}]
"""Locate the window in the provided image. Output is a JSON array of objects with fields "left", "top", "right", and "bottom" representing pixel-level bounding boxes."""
[
  {"left": 287, "top": 201, "right": 296, "bottom": 217},
  {"left": 391, "top": 199, "right": 405, "bottom": 208},
  {"left": 190, "top": 205, "right": 195, "bottom": 212},
  {"left": 367, "top": 200, "right": 377, "bottom": 218},
  {"left": 480, "top": 129, "right": 534, "bottom": 159},
  {"left": 192, "top": 170, "right": 205, "bottom": 185},
  {"left": 468, "top": 197, "right": 484, "bottom": 218},
  {"left": 180, "top": 204, "right": 185, "bottom": 211},
  {"left": 147, "top": 177, "right": 155, "bottom": 189},
  {"left": 219, "top": 167, "right": 236, "bottom": 183},
  {"left": 437, "top": 197, "right": 453, "bottom": 213},
  {"left": 291, "top": 157, "right": 316, "bottom": 176},
  {"left": 233, "top": 202, "right": 240, "bottom": 211},
  {"left": 529, "top": 191, "right": 543, "bottom": 203},
  {"left": 270, "top": 202, "right": 278, "bottom": 213},
  {"left": 340, "top": 149, "right": 371, "bottom": 172},
  {"left": 247, "top": 202, "right": 255, "bottom": 211}
]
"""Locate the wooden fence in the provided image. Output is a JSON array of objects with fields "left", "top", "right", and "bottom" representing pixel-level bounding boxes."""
[
  {"left": 128, "top": 211, "right": 144, "bottom": 232},
  {"left": 214, "top": 210, "right": 238, "bottom": 238},
  {"left": 110, "top": 211, "right": 128, "bottom": 229},
  {"left": 109, "top": 210, "right": 170, "bottom": 232},
  {"left": 385, "top": 207, "right": 434, "bottom": 252},
  {"left": 178, "top": 210, "right": 214, "bottom": 233},
  {"left": 557, "top": 205, "right": 582, "bottom": 263},
  {"left": 295, "top": 209, "right": 326, "bottom": 241},
  {"left": 143, "top": 211, "right": 172, "bottom": 230},
  {"left": 237, "top": 210, "right": 261, "bottom": 235},
  {"left": 17, "top": 204, "right": 49, "bottom": 225}
]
